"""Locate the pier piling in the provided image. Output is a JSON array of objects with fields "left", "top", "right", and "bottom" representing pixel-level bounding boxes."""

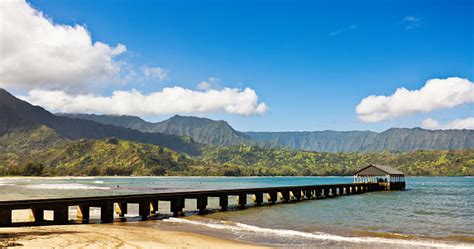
[
  {"left": 171, "top": 198, "right": 185, "bottom": 217},
  {"left": 219, "top": 195, "right": 228, "bottom": 211},
  {"left": 77, "top": 205, "right": 90, "bottom": 223},
  {"left": 238, "top": 193, "right": 247, "bottom": 209},
  {"left": 139, "top": 200, "right": 151, "bottom": 220},
  {"left": 100, "top": 202, "right": 114, "bottom": 223},
  {"left": 197, "top": 195, "right": 208, "bottom": 214},
  {"left": 53, "top": 206, "right": 69, "bottom": 224}
]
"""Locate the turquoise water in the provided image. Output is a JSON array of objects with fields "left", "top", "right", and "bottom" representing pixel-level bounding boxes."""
[{"left": 0, "top": 176, "right": 473, "bottom": 248}]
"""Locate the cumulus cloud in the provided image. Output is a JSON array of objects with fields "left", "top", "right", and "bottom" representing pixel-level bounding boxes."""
[
  {"left": 21, "top": 87, "right": 268, "bottom": 116},
  {"left": 197, "top": 77, "right": 220, "bottom": 90},
  {"left": 421, "top": 117, "right": 474, "bottom": 130},
  {"left": 356, "top": 77, "right": 474, "bottom": 122},
  {"left": 142, "top": 66, "right": 167, "bottom": 81},
  {"left": 0, "top": 0, "right": 126, "bottom": 91}
]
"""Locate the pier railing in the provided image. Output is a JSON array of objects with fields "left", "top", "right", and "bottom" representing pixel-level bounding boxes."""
[{"left": 0, "top": 182, "right": 383, "bottom": 227}]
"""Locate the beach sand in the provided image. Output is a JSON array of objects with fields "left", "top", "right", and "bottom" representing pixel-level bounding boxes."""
[{"left": 0, "top": 223, "right": 269, "bottom": 248}]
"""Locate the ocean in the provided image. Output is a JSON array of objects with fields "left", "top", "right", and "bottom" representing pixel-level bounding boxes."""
[{"left": 0, "top": 176, "right": 473, "bottom": 248}]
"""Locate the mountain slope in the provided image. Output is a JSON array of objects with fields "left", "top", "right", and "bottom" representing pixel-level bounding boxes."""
[
  {"left": 0, "top": 137, "right": 192, "bottom": 176},
  {"left": 0, "top": 89, "right": 201, "bottom": 155},
  {"left": 245, "top": 128, "right": 474, "bottom": 152},
  {"left": 60, "top": 111, "right": 474, "bottom": 152},
  {"left": 60, "top": 113, "right": 256, "bottom": 146},
  {"left": 198, "top": 145, "right": 474, "bottom": 176},
  {"left": 0, "top": 125, "right": 67, "bottom": 153}
]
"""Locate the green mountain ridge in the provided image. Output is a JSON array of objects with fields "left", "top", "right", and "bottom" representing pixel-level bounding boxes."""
[
  {"left": 60, "top": 113, "right": 474, "bottom": 152},
  {"left": 0, "top": 89, "right": 201, "bottom": 155},
  {"left": 60, "top": 113, "right": 257, "bottom": 147},
  {"left": 0, "top": 127, "right": 192, "bottom": 176},
  {"left": 245, "top": 128, "right": 474, "bottom": 152}
]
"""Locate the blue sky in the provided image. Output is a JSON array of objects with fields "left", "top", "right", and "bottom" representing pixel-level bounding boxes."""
[{"left": 3, "top": 0, "right": 474, "bottom": 131}]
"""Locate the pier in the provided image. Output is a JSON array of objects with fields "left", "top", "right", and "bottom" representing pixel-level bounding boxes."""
[{"left": 0, "top": 182, "right": 393, "bottom": 227}]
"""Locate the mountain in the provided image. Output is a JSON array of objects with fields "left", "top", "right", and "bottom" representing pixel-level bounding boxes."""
[
  {"left": 1, "top": 137, "right": 193, "bottom": 176},
  {"left": 245, "top": 128, "right": 474, "bottom": 152},
  {"left": 59, "top": 111, "right": 474, "bottom": 152},
  {"left": 0, "top": 125, "right": 67, "bottom": 153},
  {"left": 60, "top": 113, "right": 256, "bottom": 146},
  {"left": 0, "top": 89, "right": 201, "bottom": 155}
]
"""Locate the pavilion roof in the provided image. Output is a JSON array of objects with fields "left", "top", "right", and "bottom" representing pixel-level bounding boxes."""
[{"left": 353, "top": 164, "right": 405, "bottom": 176}]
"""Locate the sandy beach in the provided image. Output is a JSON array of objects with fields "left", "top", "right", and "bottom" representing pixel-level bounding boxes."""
[{"left": 0, "top": 223, "right": 269, "bottom": 249}]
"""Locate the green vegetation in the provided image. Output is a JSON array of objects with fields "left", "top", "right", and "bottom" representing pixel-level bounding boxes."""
[
  {"left": 59, "top": 113, "right": 474, "bottom": 152},
  {"left": 1, "top": 133, "right": 472, "bottom": 176},
  {"left": 1, "top": 136, "right": 192, "bottom": 176},
  {"left": 195, "top": 145, "right": 474, "bottom": 176}
]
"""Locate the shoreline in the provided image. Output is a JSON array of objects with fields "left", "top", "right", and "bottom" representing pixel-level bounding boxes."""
[
  {"left": 0, "top": 222, "right": 269, "bottom": 249},
  {"left": 2, "top": 218, "right": 472, "bottom": 249}
]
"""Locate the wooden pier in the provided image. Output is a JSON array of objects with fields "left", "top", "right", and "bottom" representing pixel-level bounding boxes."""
[{"left": 0, "top": 182, "right": 389, "bottom": 227}]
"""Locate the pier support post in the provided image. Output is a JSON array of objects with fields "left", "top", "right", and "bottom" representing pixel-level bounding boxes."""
[
  {"left": 197, "top": 195, "right": 208, "bottom": 214},
  {"left": 305, "top": 189, "right": 313, "bottom": 199},
  {"left": 116, "top": 202, "right": 127, "bottom": 218},
  {"left": 281, "top": 190, "right": 290, "bottom": 202},
  {"left": 293, "top": 190, "right": 302, "bottom": 201},
  {"left": 171, "top": 198, "right": 185, "bottom": 217},
  {"left": 139, "top": 200, "right": 151, "bottom": 220},
  {"left": 238, "top": 193, "right": 247, "bottom": 209},
  {"left": 32, "top": 208, "right": 44, "bottom": 223},
  {"left": 315, "top": 188, "right": 321, "bottom": 198},
  {"left": 267, "top": 192, "right": 278, "bottom": 204},
  {"left": 100, "top": 202, "right": 114, "bottom": 223},
  {"left": 53, "top": 206, "right": 69, "bottom": 225},
  {"left": 0, "top": 208, "right": 12, "bottom": 226},
  {"left": 151, "top": 200, "right": 159, "bottom": 214},
  {"left": 77, "top": 205, "right": 90, "bottom": 223},
  {"left": 219, "top": 195, "right": 228, "bottom": 211},
  {"left": 254, "top": 193, "right": 263, "bottom": 206}
]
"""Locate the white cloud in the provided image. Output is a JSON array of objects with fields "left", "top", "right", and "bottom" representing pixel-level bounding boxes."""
[
  {"left": 142, "top": 66, "right": 167, "bottom": 81},
  {"left": 197, "top": 77, "right": 220, "bottom": 90},
  {"left": 329, "top": 25, "right": 358, "bottom": 36},
  {"left": 21, "top": 87, "right": 268, "bottom": 116},
  {"left": 401, "top": 16, "right": 422, "bottom": 30},
  {"left": 421, "top": 117, "right": 474, "bottom": 130},
  {"left": 0, "top": 0, "right": 126, "bottom": 91},
  {"left": 356, "top": 77, "right": 474, "bottom": 122}
]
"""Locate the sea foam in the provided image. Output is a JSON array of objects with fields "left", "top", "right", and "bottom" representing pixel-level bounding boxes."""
[
  {"left": 164, "top": 218, "right": 474, "bottom": 249},
  {"left": 23, "top": 183, "right": 110, "bottom": 190}
]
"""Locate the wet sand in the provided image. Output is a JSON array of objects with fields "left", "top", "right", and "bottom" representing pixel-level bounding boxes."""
[{"left": 0, "top": 223, "right": 269, "bottom": 248}]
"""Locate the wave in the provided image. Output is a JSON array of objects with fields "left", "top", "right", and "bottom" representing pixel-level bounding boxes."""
[
  {"left": 23, "top": 183, "right": 110, "bottom": 190},
  {"left": 164, "top": 218, "right": 474, "bottom": 249}
]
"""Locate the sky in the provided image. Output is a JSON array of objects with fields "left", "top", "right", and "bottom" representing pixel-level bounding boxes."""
[{"left": 0, "top": 0, "right": 473, "bottom": 131}]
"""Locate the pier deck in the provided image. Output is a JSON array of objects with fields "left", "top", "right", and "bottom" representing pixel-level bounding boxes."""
[{"left": 0, "top": 182, "right": 386, "bottom": 227}]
